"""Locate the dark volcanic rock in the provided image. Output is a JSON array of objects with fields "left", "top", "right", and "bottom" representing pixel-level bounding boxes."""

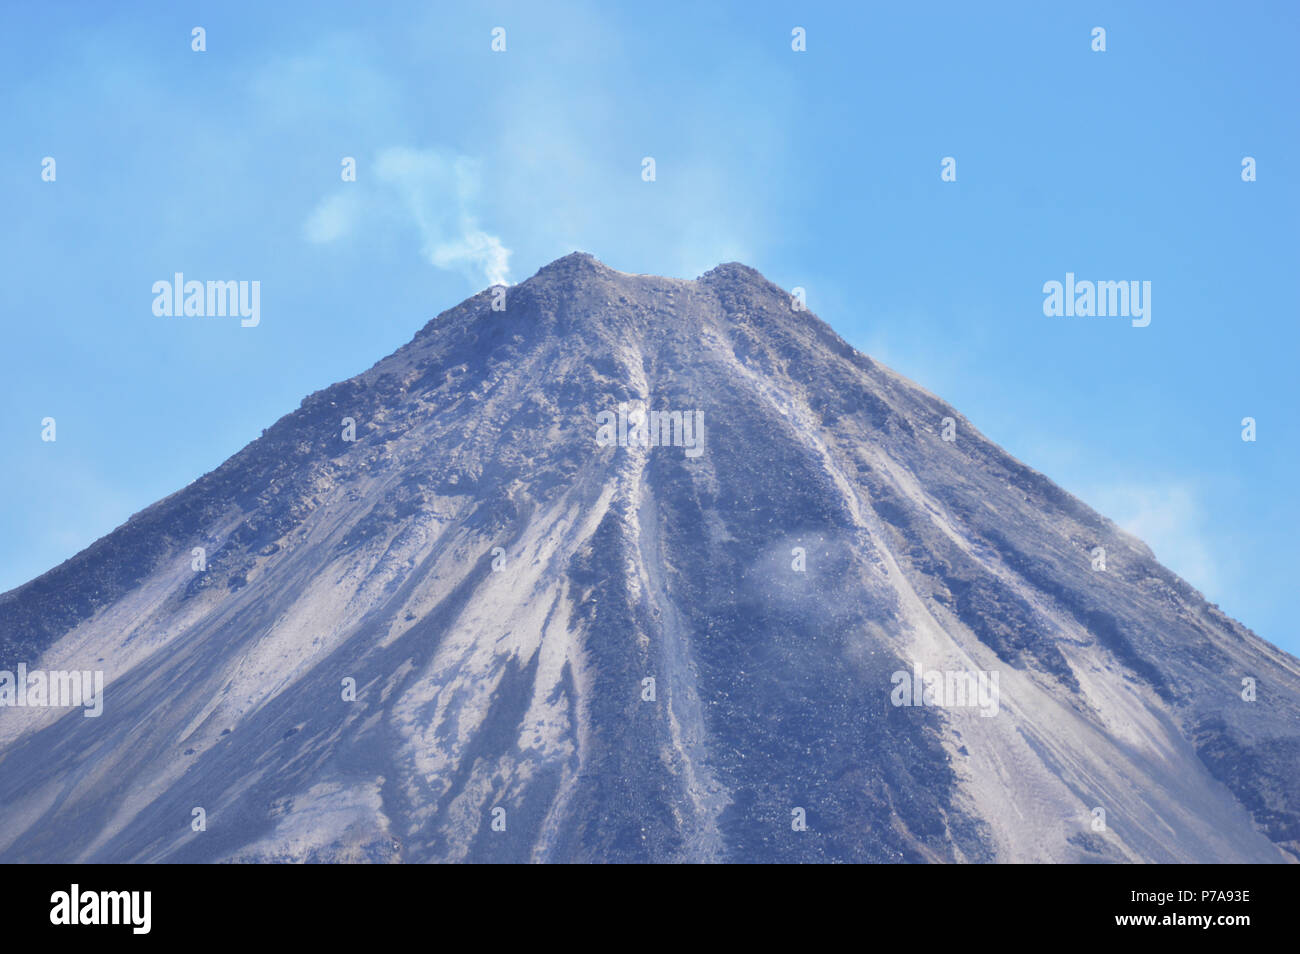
[{"left": 0, "top": 252, "right": 1296, "bottom": 863}]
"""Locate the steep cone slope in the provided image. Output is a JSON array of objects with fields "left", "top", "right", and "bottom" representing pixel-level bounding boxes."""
[{"left": 0, "top": 253, "right": 1296, "bottom": 862}]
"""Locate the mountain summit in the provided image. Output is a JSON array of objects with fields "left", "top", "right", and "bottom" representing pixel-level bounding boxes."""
[{"left": 1, "top": 254, "right": 1296, "bottom": 862}]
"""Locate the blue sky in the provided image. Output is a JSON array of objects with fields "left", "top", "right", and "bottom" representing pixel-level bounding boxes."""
[{"left": 2, "top": 1, "right": 1297, "bottom": 654}]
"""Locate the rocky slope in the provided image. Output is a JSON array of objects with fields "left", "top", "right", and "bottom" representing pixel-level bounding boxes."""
[{"left": 0, "top": 252, "right": 1296, "bottom": 862}]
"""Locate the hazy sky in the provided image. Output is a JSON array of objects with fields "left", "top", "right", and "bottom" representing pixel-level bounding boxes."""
[{"left": 3, "top": 1, "right": 1297, "bottom": 654}]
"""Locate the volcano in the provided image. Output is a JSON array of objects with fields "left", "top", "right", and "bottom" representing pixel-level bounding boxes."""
[{"left": 1, "top": 253, "right": 1296, "bottom": 863}]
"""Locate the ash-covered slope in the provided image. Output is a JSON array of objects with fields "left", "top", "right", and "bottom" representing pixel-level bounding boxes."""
[{"left": 0, "top": 253, "right": 1296, "bottom": 863}]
